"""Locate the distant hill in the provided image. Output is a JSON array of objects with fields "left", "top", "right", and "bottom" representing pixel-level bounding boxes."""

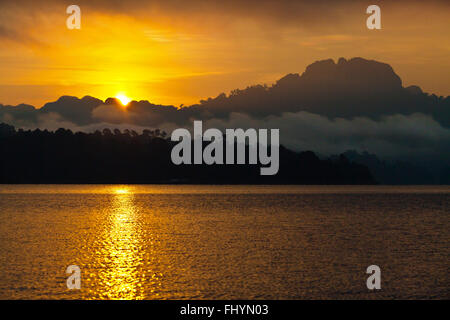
[{"left": 336, "top": 150, "right": 445, "bottom": 185}]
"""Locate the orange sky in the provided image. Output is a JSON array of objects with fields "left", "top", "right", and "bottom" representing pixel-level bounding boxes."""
[{"left": 0, "top": 0, "right": 449, "bottom": 107}]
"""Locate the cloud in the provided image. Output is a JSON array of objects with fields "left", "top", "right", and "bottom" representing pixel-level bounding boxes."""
[
  {"left": 2, "top": 0, "right": 449, "bottom": 34},
  {"left": 200, "top": 111, "right": 450, "bottom": 159},
  {"left": 0, "top": 24, "right": 43, "bottom": 45},
  {"left": 5, "top": 106, "right": 449, "bottom": 160},
  {"left": 92, "top": 104, "right": 128, "bottom": 123}
]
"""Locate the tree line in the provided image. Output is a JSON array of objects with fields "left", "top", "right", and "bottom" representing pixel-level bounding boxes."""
[{"left": 0, "top": 123, "right": 375, "bottom": 184}]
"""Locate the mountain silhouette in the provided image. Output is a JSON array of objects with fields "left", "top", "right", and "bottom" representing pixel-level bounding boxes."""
[
  {"left": 1, "top": 57, "right": 448, "bottom": 128},
  {"left": 40, "top": 95, "right": 103, "bottom": 126},
  {"left": 195, "top": 57, "right": 449, "bottom": 126}
]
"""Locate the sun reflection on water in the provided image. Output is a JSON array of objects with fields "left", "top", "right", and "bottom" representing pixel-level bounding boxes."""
[
  {"left": 98, "top": 189, "right": 145, "bottom": 299},
  {"left": 114, "top": 188, "right": 130, "bottom": 195}
]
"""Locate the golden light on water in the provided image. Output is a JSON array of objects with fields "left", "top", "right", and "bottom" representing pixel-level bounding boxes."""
[
  {"left": 115, "top": 188, "right": 130, "bottom": 194},
  {"left": 98, "top": 189, "right": 145, "bottom": 299},
  {"left": 81, "top": 186, "right": 167, "bottom": 299}
]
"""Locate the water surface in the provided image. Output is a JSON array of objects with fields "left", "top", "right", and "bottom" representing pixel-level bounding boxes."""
[{"left": 0, "top": 185, "right": 448, "bottom": 299}]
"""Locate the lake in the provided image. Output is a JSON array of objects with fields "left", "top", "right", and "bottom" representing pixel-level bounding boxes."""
[{"left": 0, "top": 185, "right": 448, "bottom": 299}]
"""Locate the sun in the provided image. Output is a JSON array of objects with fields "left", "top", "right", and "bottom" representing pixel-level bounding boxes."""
[{"left": 116, "top": 93, "right": 131, "bottom": 106}]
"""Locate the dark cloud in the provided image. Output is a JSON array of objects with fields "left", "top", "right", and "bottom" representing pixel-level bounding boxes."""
[
  {"left": 2, "top": 0, "right": 449, "bottom": 32},
  {"left": 0, "top": 24, "right": 43, "bottom": 45}
]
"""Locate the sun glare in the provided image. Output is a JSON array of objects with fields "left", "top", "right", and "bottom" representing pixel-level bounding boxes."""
[{"left": 116, "top": 93, "right": 131, "bottom": 106}]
